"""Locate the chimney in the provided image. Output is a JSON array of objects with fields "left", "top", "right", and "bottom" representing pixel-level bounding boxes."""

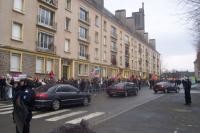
[
  {"left": 93, "top": 0, "right": 104, "bottom": 8},
  {"left": 144, "top": 32, "right": 149, "bottom": 42},
  {"left": 115, "top": 9, "right": 126, "bottom": 22},
  {"left": 149, "top": 39, "right": 156, "bottom": 50}
]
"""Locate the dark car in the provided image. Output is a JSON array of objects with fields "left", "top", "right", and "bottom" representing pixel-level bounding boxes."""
[
  {"left": 33, "top": 84, "right": 91, "bottom": 111},
  {"left": 106, "top": 82, "right": 139, "bottom": 97},
  {"left": 153, "top": 82, "right": 180, "bottom": 93}
]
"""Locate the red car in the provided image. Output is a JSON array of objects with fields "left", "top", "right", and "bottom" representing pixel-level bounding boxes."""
[{"left": 106, "top": 82, "right": 139, "bottom": 97}]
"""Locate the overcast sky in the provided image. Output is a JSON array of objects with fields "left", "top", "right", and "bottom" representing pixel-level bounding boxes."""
[{"left": 105, "top": 0, "right": 196, "bottom": 72}]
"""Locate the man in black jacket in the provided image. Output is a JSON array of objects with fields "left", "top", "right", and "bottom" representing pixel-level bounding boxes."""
[
  {"left": 13, "top": 79, "right": 35, "bottom": 133},
  {"left": 182, "top": 78, "right": 192, "bottom": 105}
]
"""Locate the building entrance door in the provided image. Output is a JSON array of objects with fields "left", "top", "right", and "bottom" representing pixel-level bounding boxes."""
[{"left": 63, "top": 66, "right": 69, "bottom": 79}]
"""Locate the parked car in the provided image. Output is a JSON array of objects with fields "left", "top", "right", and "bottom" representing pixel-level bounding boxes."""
[
  {"left": 106, "top": 82, "right": 139, "bottom": 97},
  {"left": 153, "top": 82, "right": 180, "bottom": 93},
  {"left": 33, "top": 84, "right": 91, "bottom": 111}
]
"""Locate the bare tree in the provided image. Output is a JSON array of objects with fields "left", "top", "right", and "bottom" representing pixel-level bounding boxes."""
[{"left": 179, "top": 0, "right": 200, "bottom": 51}]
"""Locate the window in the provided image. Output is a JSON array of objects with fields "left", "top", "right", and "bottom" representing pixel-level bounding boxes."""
[
  {"left": 13, "top": 0, "right": 24, "bottom": 12},
  {"left": 38, "top": 32, "right": 54, "bottom": 49},
  {"left": 38, "top": 7, "right": 55, "bottom": 27},
  {"left": 124, "top": 35, "right": 129, "bottom": 44},
  {"left": 103, "top": 21, "right": 107, "bottom": 31},
  {"left": 46, "top": 59, "right": 53, "bottom": 73},
  {"left": 65, "top": 18, "right": 71, "bottom": 31},
  {"left": 95, "top": 15, "right": 100, "bottom": 27},
  {"left": 111, "top": 26, "right": 117, "bottom": 37},
  {"left": 80, "top": 8, "right": 89, "bottom": 22},
  {"left": 79, "top": 44, "right": 86, "bottom": 57},
  {"left": 64, "top": 39, "right": 70, "bottom": 52},
  {"left": 95, "top": 48, "right": 98, "bottom": 59},
  {"left": 10, "top": 53, "right": 21, "bottom": 72},
  {"left": 103, "top": 36, "right": 107, "bottom": 45},
  {"left": 12, "top": 22, "right": 23, "bottom": 41},
  {"left": 95, "top": 32, "right": 99, "bottom": 43},
  {"left": 36, "top": 57, "right": 44, "bottom": 73},
  {"left": 111, "top": 41, "right": 117, "bottom": 51},
  {"left": 79, "top": 26, "right": 88, "bottom": 39},
  {"left": 65, "top": 0, "right": 71, "bottom": 10},
  {"left": 103, "top": 51, "right": 106, "bottom": 60},
  {"left": 102, "top": 68, "right": 106, "bottom": 77},
  {"left": 78, "top": 64, "right": 88, "bottom": 75}
]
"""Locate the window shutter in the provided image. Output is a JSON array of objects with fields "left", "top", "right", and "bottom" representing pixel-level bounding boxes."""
[
  {"left": 11, "top": 54, "right": 20, "bottom": 71},
  {"left": 46, "top": 60, "right": 52, "bottom": 73}
]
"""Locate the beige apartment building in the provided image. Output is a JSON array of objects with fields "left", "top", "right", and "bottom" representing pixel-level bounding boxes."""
[{"left": 0, "top": 0, "right": 161, "bottom": 80}]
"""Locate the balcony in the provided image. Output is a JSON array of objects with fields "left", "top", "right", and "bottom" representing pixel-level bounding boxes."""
[
  {"left": 79, "top": 16, "right": 91, "bottom": 26},
  {"left": 38, "top": 0, "right": 58, "bottom": 9},
  {"left": 110, "top": 32, "right": 118, "bottom": 39},
  {"left": 78, "top": 52, "right": 90, "bottom": 60},
  {"left": 78, "top": 33, "right": 90, "bottom": 43},
  {"left": 36, "top": 41, "right": 56, "bottom": 54},
  {"left": 37, "top": 15, "right": 57, "bottom": 32}
]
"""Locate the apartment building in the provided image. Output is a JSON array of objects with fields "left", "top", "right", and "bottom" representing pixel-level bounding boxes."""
[{"left": 0, "top": 0, "right": 161, "bottom": 80}]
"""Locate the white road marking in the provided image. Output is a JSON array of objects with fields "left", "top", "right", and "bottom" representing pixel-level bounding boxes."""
[
  {"left": 66, "top": 112, "right": 105, "bottom": 124},
  {"left": 46, "top": 111, "right": 87, "bottom": 122},
  {"left": 0, "top": 104, "right": 5, "bottom": 106},
  {"left": 33, "top": 109, "right": 70, "bottom": 119},
  {"left": 93, "top": 95, "right": 163, "bottom": 126},
  {"left": 180, "top": 90, "right": 200, "bottom": 94},
  {"left": 0, "top": 104, "right": 13, "bottom": 108},
  {"left": 0, "top": 110, "right": 13, "bottom": 115},
  {"left": 0, "top": 107, "right": 13, "bottom": 111}
]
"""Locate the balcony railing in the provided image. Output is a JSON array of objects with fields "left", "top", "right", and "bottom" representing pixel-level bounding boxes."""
[
  {"left": 36, "top": 41, "right": 56, "bottom": 54},
  {"left": 78, "top": 52, "right": 90, "bottom": 60},
  {"left": 110, "top": 31, "right": 118, "bottom": 39},
  {"left": 38, "top": 0, "right": 58, "bottom": 9},
  {"left": 37, "top": 15, "right": 57, "bottom": 31},
  {"left": 78, "top": 33, "right": 90, "bottom": 43},
  {"left": 79, "top": 15, "right": 91, "bottom": 26}
]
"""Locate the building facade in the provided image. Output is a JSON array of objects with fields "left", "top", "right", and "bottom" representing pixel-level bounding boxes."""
[{"left": 0, "top": 0, "right": 161, "bottom": 80}]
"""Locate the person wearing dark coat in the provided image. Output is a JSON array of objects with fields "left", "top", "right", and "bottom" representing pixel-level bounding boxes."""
[
  {"left": 182, "top": 79, "right": 192, "bottom": 105},
  {"left": 13, "top": 79, "right": 35, "bottom": 133},
  {"left": 0, "top": 77, "right": 6, "bottom": 100}
]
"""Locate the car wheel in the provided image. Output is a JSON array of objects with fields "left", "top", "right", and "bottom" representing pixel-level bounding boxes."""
[
  {"left": 52, "top": 99, "right": 60, "bottom": 111},
  {"left": 124, "top": 91, "right": 128, "bottom": 97},
  {"left": 154, "top": 91, "right": 157, "bottom": 94},
  {"left": 163, "top": 90, "right": 166, "bottom": 93},
  {"left": 83, "top": 97, "right": 89, "bottom": 106}
]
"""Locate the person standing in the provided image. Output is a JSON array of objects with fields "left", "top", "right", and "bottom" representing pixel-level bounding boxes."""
[
  {"left": 13, "top": 79, "right": 35, "bottom": 133},
  {"left": 182, "top": 78, "right": 192, "bottom": 105}
]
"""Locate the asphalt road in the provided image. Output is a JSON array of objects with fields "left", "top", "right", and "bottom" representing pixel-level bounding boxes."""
[
  {"left": 94, "top": 87, "right": 200, "bottom": 133},
  {"left": 0, "top": 87, "right": 163, "bottom": 133}
]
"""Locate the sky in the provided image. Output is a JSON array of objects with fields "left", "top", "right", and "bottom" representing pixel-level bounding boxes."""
[{"left": 105, "top": 0, "right": 196, "bottom": 72}]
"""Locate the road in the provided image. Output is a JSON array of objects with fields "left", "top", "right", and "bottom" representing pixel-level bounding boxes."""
[
  {"left": 94, "top": 87, "right": 200, "bottom": 133},
  {"left": 0, "top": 87, "right": 163, "bottom": 133}
]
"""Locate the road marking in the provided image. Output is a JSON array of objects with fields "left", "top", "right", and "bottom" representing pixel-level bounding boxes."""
[
  {"left": 0, "top": 107, "right": 13, "bottom": 111},
  {"left": 0, "top": 104, "right": 13, "bottom": 108},
  {"left": 93, "top": 95, "right": 164, "bottom": 126},
  {"left": 66, "top": 112, "right": 105, "bottom": 124},
  {"left": 0, "top": 110, "right": 13, "bottom": 115},
  {"left": 33, "top": 109, "right": 71, "bottom": 119},
  {"left": 0, "top": 104, "right": 5, "bottom": 106},
  {"left": 46, "top": 111, "right": 87, "bottom": 122}
]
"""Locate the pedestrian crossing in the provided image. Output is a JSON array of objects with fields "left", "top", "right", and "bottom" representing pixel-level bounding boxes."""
[
  {"left": 179, "top": 89, "right": 200, "bottom": 94},
  {"left": 0, "top": 103, "right": 105, "bottom": 124}
]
